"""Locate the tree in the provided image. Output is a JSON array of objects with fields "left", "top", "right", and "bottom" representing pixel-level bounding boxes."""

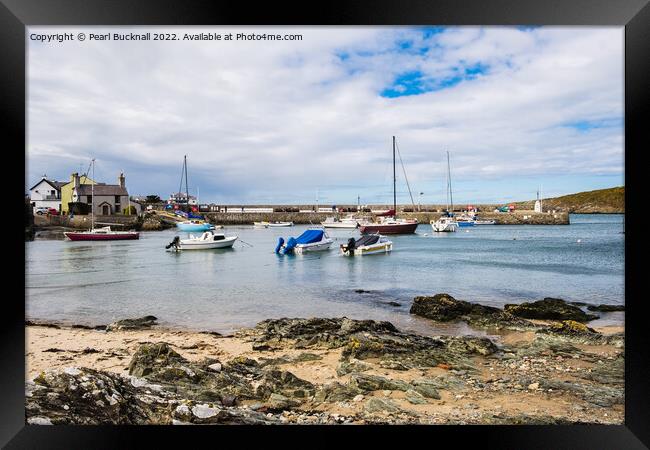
[{"left": 145, "top": 195, "right": 161, "bottom": 204}]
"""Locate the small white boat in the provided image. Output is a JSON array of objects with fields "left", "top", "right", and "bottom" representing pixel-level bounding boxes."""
[
  {"left": 473, "top": 219, "right": 496, "bottom": 225},
  {"left": 321, "top": 216, "right": 359, "bottom": 229},
  {"left": 166, "top": 230, "right": 237, "bottom": 251},
  {"left": 177, "top": 220, "right": 216, "bottom": 232},
  {"left": 268, "top": 221, "right": 294, "bottom": 227},
  {"left": 430, "top": 217, "right": 457, "bottom": 233},
  {"left": 340, "top": 234, "right": 393, "bottom": 256},
  {"left": 253, "top": 221, "right": 270, "bottom": 228},
  {"left": 275, "top": 228, "right": 333, "bottom": 255}
]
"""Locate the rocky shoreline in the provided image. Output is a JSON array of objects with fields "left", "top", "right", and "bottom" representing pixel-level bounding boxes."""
[{"left": 25, "top": 296, "right": 624, "bottom": 425}]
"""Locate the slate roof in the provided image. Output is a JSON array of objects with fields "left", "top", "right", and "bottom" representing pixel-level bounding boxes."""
[
  {"left": 29, "top": 178, "right": 66, "bottom": 191},
  {"left": 76, "top": 184, "right": 128, "bottom": 196}
]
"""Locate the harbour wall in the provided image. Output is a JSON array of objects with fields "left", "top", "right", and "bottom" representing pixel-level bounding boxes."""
[{"left": 202, "top": 210, "right": 570, "bottom": 226}]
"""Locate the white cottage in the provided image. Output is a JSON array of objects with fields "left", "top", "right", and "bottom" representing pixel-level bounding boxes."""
[{"left": 29, "top": 176, "right": 65, "bottom": 212}]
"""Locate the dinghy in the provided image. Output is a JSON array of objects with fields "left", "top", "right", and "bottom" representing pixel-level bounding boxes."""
[
  {"left": 268, "top": 221, "right": 294, "bottom": 227},
  {"left": 253, "top": 221, "right": 270, "bottom": 228},
  {"left": 275, "top": 228, "right": 333, "bottom": 255},
  {"left": 166, "top": 230, "right": 237, "bottom": 251},
  {"left": 340, "top": 234, "right": 393, "bottom": 256}
]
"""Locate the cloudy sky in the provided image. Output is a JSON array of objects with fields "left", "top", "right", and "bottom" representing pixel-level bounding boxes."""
[{"left": 27, "top": 26, "right": 623, "bottom": 205}]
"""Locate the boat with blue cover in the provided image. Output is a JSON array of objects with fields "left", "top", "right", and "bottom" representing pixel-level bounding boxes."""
[{"left": 275, "top": 228, "right": 333, "bottom": 255}]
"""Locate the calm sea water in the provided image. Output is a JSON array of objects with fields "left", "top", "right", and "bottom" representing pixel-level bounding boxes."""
[{"left": 26, "top": 214, "right": 624, "bottom": 335}]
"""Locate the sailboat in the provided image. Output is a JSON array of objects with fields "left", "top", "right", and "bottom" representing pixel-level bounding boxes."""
[
  {"left": 358, "top": 136, "right": 418, "bottom": 235},
  {"left": 175, "top": 155, "right": 215, "bottom": 232},
  {"left": 64, "top": 159, "right": 140, "bottom": 241},
  {"left": 431, "top": 151, "right": 458, "bottom": 233}
]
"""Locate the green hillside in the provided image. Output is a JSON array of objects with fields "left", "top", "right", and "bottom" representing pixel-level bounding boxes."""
[{"left": 514, "top": 186, "right": 624, "bottom": 213}]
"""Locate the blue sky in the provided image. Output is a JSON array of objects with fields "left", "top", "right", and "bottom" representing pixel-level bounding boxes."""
[{"left": 27, "top": 26, "right": 623, "bottom": 204}]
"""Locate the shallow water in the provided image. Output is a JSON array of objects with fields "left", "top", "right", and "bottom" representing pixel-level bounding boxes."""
[{"left": 26, "top": 214, "right": 624, "bottom": 334}]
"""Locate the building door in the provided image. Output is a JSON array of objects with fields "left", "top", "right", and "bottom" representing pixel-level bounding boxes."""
[{"left": 102, "top": 205, "right": 110, "bottom": 215}]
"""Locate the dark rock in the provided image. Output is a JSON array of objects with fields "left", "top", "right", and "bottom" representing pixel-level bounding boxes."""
[
  {"left": 336, "top": 358, "right": 373, "bottom": 376},
  {"left": 535, "top": 321, "right": 624, "bottom": 346},
  {"left": 586, "top": 304, "right": 625, "bottom": 312},
  {"left": 107, "top": 316, "right": 158, "bottom": 331},
  {"left": 410, "top": 293, "right": 498, "bottom": 321},
  {"left": 363, "top": 397, "right": 402, "bottom": 414},
  {"left": 244, "top": 317, "right": 399, "bottom": 350},
  {"left": 26, "top": 321, "right": 61, "bottom": 329},
  {"left": 349, "top": 373, "right": 410, "bottom": 392},
  {"left": 410, "top": 293, "right": 535, "bottom": 330},
  {"left": 504, "top": 298, "right": 599, "bottom": 322},
  {"left": 314, "top": 382, "right": 363, "bottom": 403},
  {"left": 43, "top": 348, "right": 66, "bottom": 353},
  {"left": 385, "top": 302, "right": 401, "bottom": 307},
  {"left": 26, "top": 367, "right": 173, "bottom": 424}
]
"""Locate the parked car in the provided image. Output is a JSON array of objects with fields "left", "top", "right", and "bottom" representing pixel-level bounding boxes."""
[
  {"left": 48, "top": 208, "right": 60, "bottom": 215},
  {"left": 34, "top": 206, "right": 49, "bottom": 215}
]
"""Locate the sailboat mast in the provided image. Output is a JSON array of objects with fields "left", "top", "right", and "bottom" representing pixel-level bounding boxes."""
[
  {"left": 447, "top": 151, "right": 454, "bottom": 212},
  {"left": 184, "top": 155, "right": 189, "bottom": 212},
  {"left": 91, "top": 158, "right": 95, "bottom": 230},
  {"left": 393, "top": 136, "right": 396, "bottom": 216}
]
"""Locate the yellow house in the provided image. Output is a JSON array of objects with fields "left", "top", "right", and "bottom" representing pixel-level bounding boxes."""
[{"left": 60, "top": 173, "right": 96, "bottom": 214}]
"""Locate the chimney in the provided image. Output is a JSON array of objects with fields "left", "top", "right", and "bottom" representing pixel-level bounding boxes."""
[
  {"left": 118, "top": 171, "right": 125, "bottom": 188},
  {"left": 72, "top": 172, "right": 80, "bottom": 188}
]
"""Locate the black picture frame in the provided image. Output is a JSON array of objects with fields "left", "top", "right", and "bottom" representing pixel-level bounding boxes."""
[{"left": 3, "top": 0, "right": 648, "bottom": 447}]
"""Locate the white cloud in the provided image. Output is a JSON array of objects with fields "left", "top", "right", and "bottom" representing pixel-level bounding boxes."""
[{"left": 27, "top": 26, "right": 623, "bottom": 203}]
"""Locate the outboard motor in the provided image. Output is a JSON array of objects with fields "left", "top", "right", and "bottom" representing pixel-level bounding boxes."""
[
  {"left": 166, "top": 236, "right": 181, "bottom": 250},
  {"left": 343, "top": 237, "right": 356, "bottom": 255},
  {"left": 275, "top": 237, "right": 285, "bottom": 254},
  {"left": 283, "top": 237, "right": 298, "bottom": 255}
]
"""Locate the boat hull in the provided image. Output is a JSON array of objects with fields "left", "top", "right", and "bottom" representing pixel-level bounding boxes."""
[
  {"left": 268, "top": 222, "right": 294, "bottom": 227},
  {"left": 431, "top": 222, "right": 457, "bottom": 232},
  {"left": 340, "top": 242, "right": 392, "bottom": 256},
  {"left": 177, "top": 223, "right": 215, "bottom": 232},
  {"left": 359, "top": 222, "right": 418, "bottom": 234},
  {"left": 176, "top": 236, "right": 238, "bottom": 250},
  {"left": 456, "top": 221, "right": 474, "bottom": 227},
  {"left": 64, "top": 232, "right": 139, "bottom": 241},
  {"left": 321, "top": 222, "right": 359, "bottom": 229},
  {"left": 293, "top": 240, "right": 333, "bottom": 254},
  {"left": 474, "top": 220, "right": 496, "bottom": 225}
]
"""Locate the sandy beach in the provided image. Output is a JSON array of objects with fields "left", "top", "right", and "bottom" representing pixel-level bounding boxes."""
[{"left": 25, "top": 300, "right": 624, "bottom": 425}]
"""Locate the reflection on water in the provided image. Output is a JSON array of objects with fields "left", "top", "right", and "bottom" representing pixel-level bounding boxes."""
[{"left": 26, "top": 214, "right": 624, "bottom": 333}]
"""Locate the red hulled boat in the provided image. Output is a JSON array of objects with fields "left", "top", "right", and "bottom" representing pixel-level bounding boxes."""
[
  {"left": 358, "top": 137, "right": 418, "bottom": 235},
  {"left": 64, "top": 226, "right": 139, "bottom": 241}
]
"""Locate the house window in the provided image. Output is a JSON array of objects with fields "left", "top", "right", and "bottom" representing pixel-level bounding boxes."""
[
  {"left": 115, "top": 195, "right": 121, "bottom": 204},
  {"left": 87, "top": 195, "right": 92, "bottom": 204}
]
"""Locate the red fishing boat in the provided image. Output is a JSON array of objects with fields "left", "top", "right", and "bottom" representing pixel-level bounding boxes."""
[{"left": 359, "top": 136, "right": 418, "bottom": 235}]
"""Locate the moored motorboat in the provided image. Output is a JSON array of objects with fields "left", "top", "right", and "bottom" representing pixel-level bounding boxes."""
[
  {"left": 166, "top": 230, "right": 237, "bottom": 251},
  {"left": 321, "top": 216, "right": 359, "bottom": 229},
  {"left": 268, "top": 221, "right": 294, "bottom": 227},
  {"left": 455, "top": 215, "right": 475, "bottom": 227},
  {"left": 340, "top": 234, "right": 393, "bottom": 256},
  {"left": 473, "top": 218, "right": 496, "bottom": 225},
  {"left": 253, "top": 221, "right": 270, "bottom": 228},
  {"left": 275, "top": 228, "right": 333, "bottom": 255},
  {"left": 430, "top": 216, "right": 457, "bottom": 232},
  {"left": 64, "top": 226, "right": 140, "bottom": 241}
]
